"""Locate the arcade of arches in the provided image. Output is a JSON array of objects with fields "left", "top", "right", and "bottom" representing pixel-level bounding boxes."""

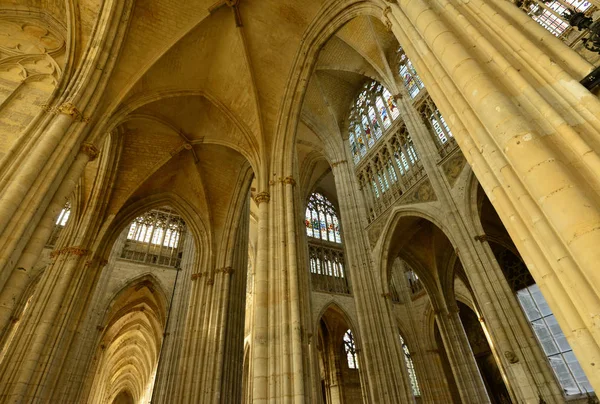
[{"left": 0, "top": 0, "right": 600, "bottom": 402}]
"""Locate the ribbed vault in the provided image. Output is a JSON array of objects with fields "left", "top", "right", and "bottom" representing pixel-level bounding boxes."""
[{"left": 87, "top": 278, "right": 166, "bottom": 404}]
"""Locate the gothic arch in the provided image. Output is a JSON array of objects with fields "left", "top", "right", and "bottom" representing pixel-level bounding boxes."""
[
  {"left": 91, "top": 192, "right": 209, "bottom": 271},
  {"left": 270, "top": 0, "right": 388, "bottom": 184},
  {"left": 314, "top": 301, "right": 359, "bottom": 340},
  {"left": 85, "top": 274, "right": 168, "bottom": 404},
  {"left": 377, "top": 206, "right": 463, "bottom": 307}
]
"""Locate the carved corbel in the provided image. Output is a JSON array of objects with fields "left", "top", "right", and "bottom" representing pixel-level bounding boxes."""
[
  {"left": 80, "top": 143, "right": 100, "bottom": 161},
  {"left": 254, "top": 191, "right": 270, "bottom": 205},
  {"left": 282, "top": 176, "right": 296, "bottom": 186},
  {"left": 383, "top": 7, "right": 393, "bottom": 32}
]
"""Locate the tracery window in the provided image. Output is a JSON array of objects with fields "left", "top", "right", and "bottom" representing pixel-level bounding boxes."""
[
  {"left": 399, "top": 335, "right": 421, "bottom": 397},
  {"left": 348, "top": 81, "right": 401, "bottom": 164},
  {"left": 516, "top": 0, "right": 593, "bottom": 38},
  {"left": 121, "top": 207, "right": 186, "bottom": 268},
  {"left": 397, "top": 47, "right": 425, "bottom": 99},
  {"left": 343, "top": 329, "right": 358, "bottom": 369},
  {"left": 305, "top": 192, "right": 350, "bottom": 294},
  {"left": 47, "top": 201, "right": 71, "bottom": 247},
  {"left": 305, "top": 192, "right": 341, "bottom": 243}
]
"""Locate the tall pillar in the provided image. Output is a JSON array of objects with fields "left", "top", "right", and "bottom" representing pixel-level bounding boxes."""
[
  {"left": 330, "top": 159, "right": 414, "bottom": 403},
  {"left": 435, "top": 306, "right": 491, "bottom": 403},
  {"left": 395, "top": 260, "right": 454, "bottom": 403},
  {"left": 151, "top": 232, "right": 195, "bottom": 402},
  {"left": 0, "top": 142, "right": 99, "bottom": 341},
  {"left": 394, "top": 88, "right": 562, "bottom": 402},
  {"left": 384, "top": 4, "right": 600, "bottom": 390},
  {"left": 250, "top": 190, "right": 270, "bottom": 403}
]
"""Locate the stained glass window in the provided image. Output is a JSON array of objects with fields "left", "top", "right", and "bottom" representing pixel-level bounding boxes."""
[
  {"left": 348, "top": 81, "right": 401, "bottom": 164},
  {"left": 305, "top": 193, "right": 341, "bottom": 243},
  {"left": 397, "top": 47, "right": 425, "bottom": 98},
  {"left": 400, "top": 335, "right": 421, "bottom": 397},
  {"left": 344, "top": 329, "right": 358, "bottom": 369}
]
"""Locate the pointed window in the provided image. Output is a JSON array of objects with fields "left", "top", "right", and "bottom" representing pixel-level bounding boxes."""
[
  {"left": 343, "top": 329, "right": 358, "bottom": 369},
  {"left": 121, "top": 207, "right": 186, "bottom": 268},
  {"left": 397, "top": 47, "right": 425, "bottom": 99},
  {"left": 400, "top": 335, "right": 421, "bottom": 397},
  {"left": 305, "top": 193, "right": 341, "bottom": 243},
  {"left": 348, "top": 81, "right": 400, "bottom": 164}
]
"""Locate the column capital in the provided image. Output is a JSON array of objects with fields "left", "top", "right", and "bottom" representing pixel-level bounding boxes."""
[
  {"left": 254, "top": 191, "right": 270, "bottom": 205},
  {"left": 43, "top": 102, "right": 88, "bottom": 122},
  {"left": 80, "top": 142, "right": 100, "bottom": 161},
  {"left": 50, "top": 246, "right": 90, "bottom": 259},
  {"left": 217, "top": 266, "right": 235, "bottom": 275},
  {"left": 282, "top": 176, "right": 296, "bottom": 186}
]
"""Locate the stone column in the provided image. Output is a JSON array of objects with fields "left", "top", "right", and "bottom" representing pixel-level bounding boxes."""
[
  {"left": 386, "top": 0, "right": 600, "bottom": 391},
  {"left": 0, "top": 142, "right": 99, "bottom": 341},
  {"left": 151, "top": 232, "right": 195, "bottom": 402},
  {"left": 435, "top": 306, "right": 491, "bottom": 403},
  {"left": 330, "top": 158, "right": 414, "bottom": 403},
  {"left": 0, "top": 245, "right": 108, "bottom": 403},
  {"left": 395, "top": 88, "right": 562, "bottom": 402},
  {"left": 395, "top": 260, "right": 454, "bottom": 403},
  {"left": 250, "top": 190, "right": 270, "bottom": 403}
]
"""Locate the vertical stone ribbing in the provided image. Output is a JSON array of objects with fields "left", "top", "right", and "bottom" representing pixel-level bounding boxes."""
[
  {"left": 388, "top": 0, "right": 600, "bottom": 392},
  {"left": 331, "top": 158, "right": 414, "bottom": 404}
]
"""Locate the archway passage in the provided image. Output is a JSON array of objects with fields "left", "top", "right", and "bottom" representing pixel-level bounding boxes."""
[
  {"left": 316, "top": 305, "right": 364, "bottom": 404},
  {"left": 112, "top": 391, "right": 134, "bottom": 404},
  {"left": 87, "top": 278, "right": 166, "bottom": 404}
]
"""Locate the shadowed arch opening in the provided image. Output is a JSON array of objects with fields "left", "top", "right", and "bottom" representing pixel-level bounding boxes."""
[
  {"left": 315, "top": 303, "right": 364, "bottom": 404},
  {"left": 86, "top": 275, "right": 167, "bottom": 404}
]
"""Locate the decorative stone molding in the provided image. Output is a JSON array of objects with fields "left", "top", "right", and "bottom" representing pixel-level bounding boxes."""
[
  {"left": 474, "top": 234, "right": 488, "bottom": 242},
  {"left": 382, "top": 7, "right": 393, "bottom": 31},
  {"left": 42, "top": 102, "right": 88, "bottom": 122},
  {"left": 254, "top": 191, "right": 270, "bottom": 205},
  {"left": 442, "top": 152, "right": 467, "bottom": 187},
  {"left": 381, "top": 292, "right": 392, "bottom": 299},
  {"left": 331, "top": 160, "right": 347, "bottom": 168},
  {"left": 80, "top": 143, "right": 100, "bottom": 161},
  {"left": 217, "top": 266, "right": 234, "bottom": 275},
  {"left": 206, "top": 278, "right": 214, "bottom": 286},
  {"left": 50, "top": 246, "right": 90, "bottom": 258},
  {"left": 282, "top": 176, "right": 296, "bottom": 186},
  {"left": 191, "top": 272, "right": 204, "bottom": 281},
  {"left": 504, "top": 351, "right": 519, "bottom": 364}
]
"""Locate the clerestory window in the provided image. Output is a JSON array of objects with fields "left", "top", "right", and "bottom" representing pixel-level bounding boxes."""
[
  {"left": 348, "top": 81, "right": 401, "bottom": 164},
  {"left": 121, "top": 207, "right": 186, "bottom": 268}
]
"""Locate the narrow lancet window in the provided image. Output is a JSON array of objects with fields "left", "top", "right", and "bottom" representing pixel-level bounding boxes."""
[
  {"left": 343, "top": 329, "right": 358, "bottom": 369},
  {"left": 400, "top": 335, "right": 421, "bottom": 397}
]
